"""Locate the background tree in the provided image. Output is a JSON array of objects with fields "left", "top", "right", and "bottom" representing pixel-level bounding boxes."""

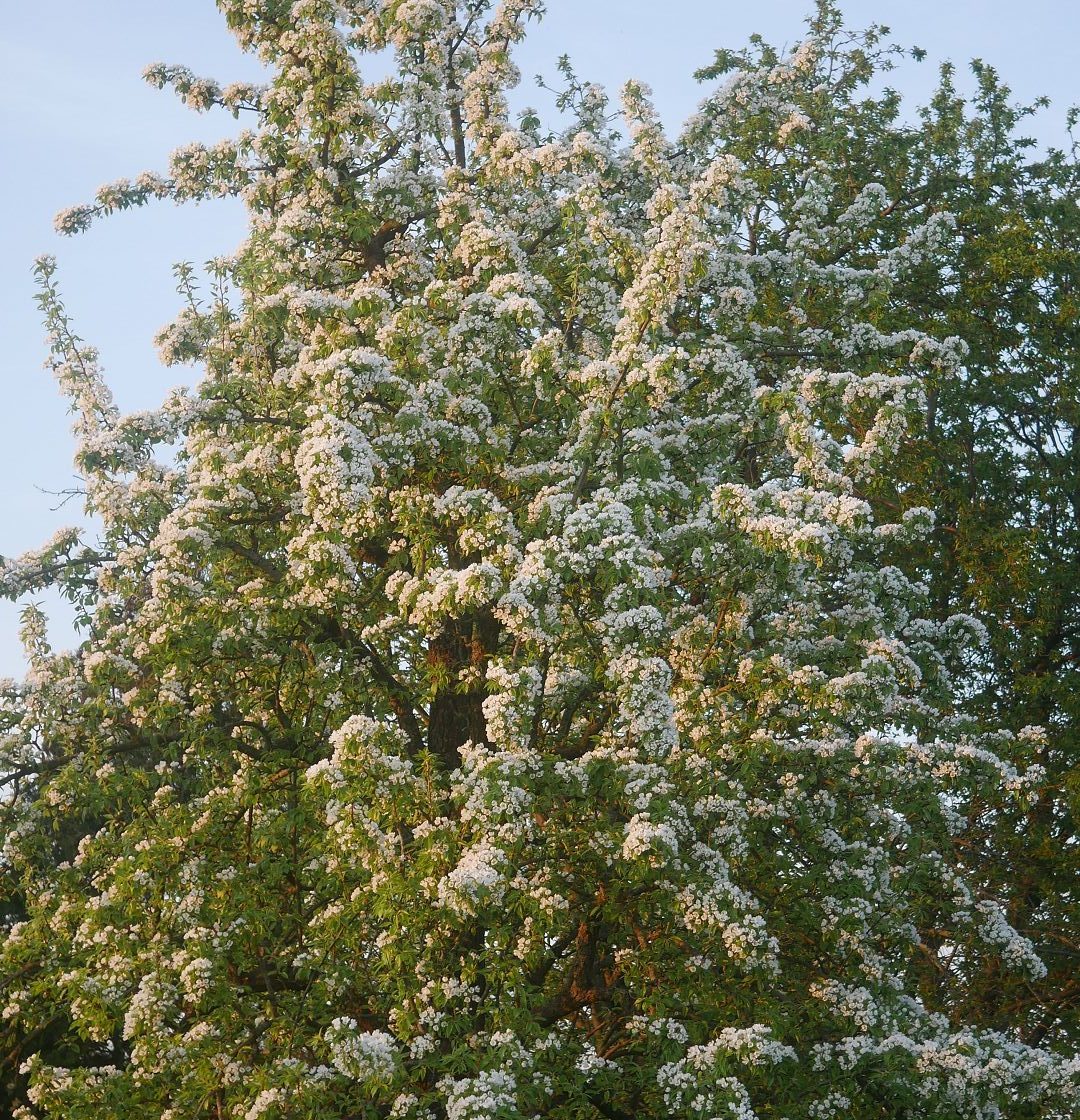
[
  {"left": 1, "top": 2, "right": 1078, "bottom": 1118},
  {"left": 880, "top": 59, "right": 1080, "bottom": 1050}
]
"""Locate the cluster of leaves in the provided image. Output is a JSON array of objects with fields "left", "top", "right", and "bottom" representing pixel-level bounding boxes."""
[{"left": 0, "top": 2, "right": 1077, "bottom": 1118}]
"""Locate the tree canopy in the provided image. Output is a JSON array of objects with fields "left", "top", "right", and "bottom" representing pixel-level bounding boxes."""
[{"left": 1, "top": 2, "right": 1078, "bottom": 1118}]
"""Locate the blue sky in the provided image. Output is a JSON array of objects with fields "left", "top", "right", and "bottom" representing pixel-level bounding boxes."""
[{"left": 1, "top": 0, "right": 1076, "bottom": 678}]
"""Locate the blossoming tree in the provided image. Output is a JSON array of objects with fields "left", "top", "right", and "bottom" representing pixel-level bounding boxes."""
[{"left": 1, "top": 2, "right": 1078, "bottom": 1117}]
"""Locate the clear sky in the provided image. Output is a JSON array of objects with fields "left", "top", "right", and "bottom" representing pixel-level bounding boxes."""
[{"left": 0, "top": 0, "right": 1076, "bottom": 678}]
